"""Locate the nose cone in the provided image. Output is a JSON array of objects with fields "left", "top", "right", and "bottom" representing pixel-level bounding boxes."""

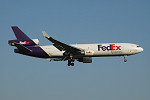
[
  {"left": 141, "top": 48, "right": 144, "bottom": 52},
  {"left": 140, "top": 47, "right": 144, "bottom": 52},
  {"left": 138, "top": 47, "right": 144, "bottom": 53}
]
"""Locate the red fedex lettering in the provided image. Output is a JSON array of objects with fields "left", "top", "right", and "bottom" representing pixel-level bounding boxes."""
[
  {"left": 111, "top": 44, "right": 115, "bottom": 50},
  {"left": 116, "top": 46, "right": 121, "bottom": 50},
  {"left": 25, "top": 41, "right": 29, "bottom": 44}
]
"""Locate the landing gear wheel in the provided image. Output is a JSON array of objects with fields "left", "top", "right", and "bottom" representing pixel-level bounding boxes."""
[
  {"left": 68, "top": 61, "right": 71, "bottom": 66},
  {"left": 68, "top": 63, "right": 74, "bottom": 66},
  {"left": 68, "top": 61, "right": 74, "bottom": 66},
  {"left": 124, "top": 55, "right": 127, "bottom": 62},
  {"left": 68, "top": 63, "right": 71, "bottom": 66},
  {"left": 71, "top": 63, "right": 74, "bottom": 66},
  {"left": 124, "top": 59, "right": 127, "bottom": 62}
]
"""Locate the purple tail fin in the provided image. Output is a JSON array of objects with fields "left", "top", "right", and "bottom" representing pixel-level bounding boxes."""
[
  {"left": 9, "top": 26, "right": 37, "bottom": 46},
  {"left": 11, "top": 26, "right": 31, "bottom": 41}
]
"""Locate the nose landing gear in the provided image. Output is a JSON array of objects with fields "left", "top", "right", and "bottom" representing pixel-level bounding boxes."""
[{"left": 124, "top": 55, "right": 127, "bottom": 62}]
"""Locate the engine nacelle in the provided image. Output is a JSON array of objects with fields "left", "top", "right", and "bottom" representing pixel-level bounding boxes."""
[
  {"left": 50, "top": 58, "right": 63, "bottom": 61},
  {"left": 77, "top": 57, "right": 92, "bottom": 63},
  {"left": 8, "top": 39, "right": 39, "bottom": 46}
]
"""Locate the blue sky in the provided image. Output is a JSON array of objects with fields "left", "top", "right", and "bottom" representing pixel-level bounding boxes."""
[{"left": 0, "top": 0, "right": 150, "bottom": 100}]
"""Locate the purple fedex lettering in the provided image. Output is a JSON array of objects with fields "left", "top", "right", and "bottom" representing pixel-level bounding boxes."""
[
  {"left": 98, "top": 44, "right": 121, "bottom": 51},
  {"left": 98, "top": 45, "right": 111, "bottom": 51}
]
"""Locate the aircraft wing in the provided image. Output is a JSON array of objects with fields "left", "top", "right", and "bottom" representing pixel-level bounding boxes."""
[
  {"left": 14, "top": 42, "right": 32, "bottom": 52},
  {"left": 42, "top": 31, "right": 83, "bottom": 54}
]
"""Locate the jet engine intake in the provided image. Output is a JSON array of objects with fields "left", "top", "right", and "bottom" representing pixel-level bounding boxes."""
[{"left": 77, "top": 57, "right": 92, "bottom": 63}]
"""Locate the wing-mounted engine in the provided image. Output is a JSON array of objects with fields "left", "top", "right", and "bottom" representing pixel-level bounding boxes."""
[
  {"left": 49, "top": 58, "right": 64, "bottom": 61},
  {"left": 77, "top": 57, "right": 92, "bottom": 63},
  {"left": 8, "top": 39, "right": 39, "bottom": 46}
]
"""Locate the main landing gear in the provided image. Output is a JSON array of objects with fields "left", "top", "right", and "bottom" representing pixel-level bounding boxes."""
[
  {"left": 67, "top": 56, "right": 75, "bottom": 66},
  {"left": 64, "top": 52, "right": 75, "bottom": 66},
  {"left": 68, "top": 61, "right": 74, "bottom": 66},
  {"left": 124, "top": 55, "right": 127, "bottom": 62}
]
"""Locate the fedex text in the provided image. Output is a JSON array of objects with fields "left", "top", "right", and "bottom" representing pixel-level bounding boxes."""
[{"left": 98, "top": 44, "right": 121, "bottom": 51}]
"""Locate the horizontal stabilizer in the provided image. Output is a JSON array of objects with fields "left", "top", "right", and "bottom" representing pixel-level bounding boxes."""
[{"left": 14, "top": 42, "right": 32, "bottom": 52}]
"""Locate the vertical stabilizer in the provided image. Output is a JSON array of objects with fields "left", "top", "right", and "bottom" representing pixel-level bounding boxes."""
[
  {"left": 9, "top": 26, "right": 37, "bottom": 46},
  {"left": 11, "top": 26, "right": 31, "bottom": 41}
]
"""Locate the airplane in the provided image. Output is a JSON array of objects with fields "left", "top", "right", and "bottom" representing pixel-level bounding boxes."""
[{"left": 8, "top": 26, "right": 144, "bottom": 66}]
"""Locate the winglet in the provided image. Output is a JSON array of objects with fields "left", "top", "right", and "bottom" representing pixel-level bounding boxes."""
[{"left": 42, "top": 31, "right": 50, "bottom": 38}]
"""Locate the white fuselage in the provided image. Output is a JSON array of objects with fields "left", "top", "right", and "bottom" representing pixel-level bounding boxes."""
[
  {"left": 9, "top": 26, "right": 144, "bottom": 66},
  {"left": 40, "top": 43, "right": 143, "bottom": 58}
]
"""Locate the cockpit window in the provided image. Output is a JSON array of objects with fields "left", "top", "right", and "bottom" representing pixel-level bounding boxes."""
[{"left": 137, "top": 45, "right": 141, "bottom": 47}]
